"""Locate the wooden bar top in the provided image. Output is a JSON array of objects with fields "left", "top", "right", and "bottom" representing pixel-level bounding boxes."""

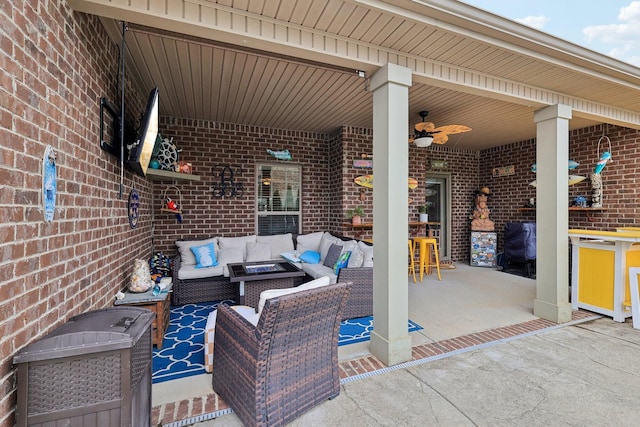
[
  {"left": 343, "top": 221, "right": 440, "bottom": 228},
  {"left": 569, "top": 229, "right": 640, "bottom": 242}
]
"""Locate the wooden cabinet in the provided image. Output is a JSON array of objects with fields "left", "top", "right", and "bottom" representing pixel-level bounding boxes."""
[
  {"left": 114, "top": 286, "right": 171, "bottom": 349},
  {"left": 128, "top": 298, "right": 169, "bottom": 349}
]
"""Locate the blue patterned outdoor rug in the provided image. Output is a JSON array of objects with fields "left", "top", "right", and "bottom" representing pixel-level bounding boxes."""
[
  {"left": 152, "top": 301, "right": 228, "bottom": 384},
  {"left": 339, "top": 316, "right": 423, "bottom": 346},
  {"left": 153, "top": 302, "right": 423, "bottom": 384}
]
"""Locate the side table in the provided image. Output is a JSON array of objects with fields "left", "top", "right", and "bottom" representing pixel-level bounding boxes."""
[{"left": 114, "top": 284, "right": 172, "bottom": 349}]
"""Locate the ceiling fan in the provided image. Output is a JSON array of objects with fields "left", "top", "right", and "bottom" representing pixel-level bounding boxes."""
[{"left": 409, "top": 110, "right": 472, "bottom": 147}]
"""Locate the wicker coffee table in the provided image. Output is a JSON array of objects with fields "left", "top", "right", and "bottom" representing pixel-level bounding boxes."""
[{"left": 228, "top": 261, "right": 307, "bottom": 308}]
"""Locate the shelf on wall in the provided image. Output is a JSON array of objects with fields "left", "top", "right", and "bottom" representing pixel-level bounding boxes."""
[
  {"left": 518, "top": 207, "right": 608, "bottom": 212},
  {"left": 146, "top": 169, "right": 201, "bottom": 182}
]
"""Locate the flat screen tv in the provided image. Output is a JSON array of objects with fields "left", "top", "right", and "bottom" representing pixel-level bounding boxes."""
[{"left": 126, "top": 87, "right": 159, "bottom": 177}]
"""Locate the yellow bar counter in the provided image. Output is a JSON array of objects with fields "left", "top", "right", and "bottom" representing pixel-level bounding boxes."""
[{"left": 568, "top": 229, "right": 640, "bottom": 322}]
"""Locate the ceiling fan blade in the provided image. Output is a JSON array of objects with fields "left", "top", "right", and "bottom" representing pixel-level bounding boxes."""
[
  {"left": 414, "top": 122, "right": 435, "bottom": 132},
  {"left": 432, "top": 133, "right": 449, "bottom": 144},
  {"left": 433, "top": 124, "right": 472, "bottom": 135}
]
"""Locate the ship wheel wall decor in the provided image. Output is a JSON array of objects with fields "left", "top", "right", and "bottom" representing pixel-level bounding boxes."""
[{"left": 157, "top": 137, "right": 179, "bottom": 171}]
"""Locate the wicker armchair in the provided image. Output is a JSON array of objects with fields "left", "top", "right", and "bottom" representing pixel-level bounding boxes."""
[{"left": 212, "top": 282, "right": 352, "bottom": 427}]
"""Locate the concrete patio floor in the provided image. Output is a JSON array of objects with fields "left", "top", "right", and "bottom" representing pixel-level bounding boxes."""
[
  {"left": 195, "top": 316, "right": 639, "bottom": 426},
  {"left": 152, "top": 264, "right": 637, "bottom": 426}
]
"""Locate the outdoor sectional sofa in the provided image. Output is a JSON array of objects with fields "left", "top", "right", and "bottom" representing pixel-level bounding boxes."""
[{"left": 171, "top": 231, "right": 374, "bottom": 320}]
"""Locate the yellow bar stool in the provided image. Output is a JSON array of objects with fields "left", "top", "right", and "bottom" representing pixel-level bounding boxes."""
[
  {"left": 412, "top": 237, "right": 442, "bottom": 281},
  {"left": 408, "top": 239, "right": 417, "bottom": 283}
]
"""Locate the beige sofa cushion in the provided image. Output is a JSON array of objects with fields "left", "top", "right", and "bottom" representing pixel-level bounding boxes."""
[
  {"left": 300, "top": 263, "right": 338, "bottom": 284},
  {"left": 296, "top": 231, "right": 324, "bottom": 254},
  {"left": 341, "top": 239, "right": 364, "bottom": 268},
  {"left": 256, "top": 233, "right": 294, "bottom": 259},
  {"left": 176, "top": 237, "right": 218, "bottom": 266},
  {"left": 218, "top": 235, "right": 256, "bottom": 260},
  {"left": 245, "top": 242, "right": 272, "bottom": 262},
  {"left": 217, "top": 247, "right": 244, "bottom": 277},
  {"left": 358, "top": 241, "right": 374, "bottom": 267},
  {"left": 177, "top": 263, "right": 224, "bottom": 280},
  {"left": 319, "top": 232, "right": 342, "bottom": 262}
]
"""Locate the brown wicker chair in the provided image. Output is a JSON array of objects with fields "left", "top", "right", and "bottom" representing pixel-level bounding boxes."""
[{"left": 212, "top": 281, "right": 352, "bottom": 427}]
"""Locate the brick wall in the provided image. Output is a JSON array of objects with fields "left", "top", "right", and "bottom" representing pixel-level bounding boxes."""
[
  {"left": 338, "top": 126, "right": 374, "bottom": 238},
  {"left": 151, "top": 118, "right": 332, "bottom": 256},
  {"left": 479, "top": 123, "right": 640, "bottom": 253},
  {"left": 423, "top": 146, "right": 480, "bottom": 262},
  {"left": 335, "top": 129, "right": 481, "bottom": 258},
  {"left": 4, "top": 4, "right": 640, "bottom": 426},
  {"left": 0, "top": 5, "right": 153, "bottom": 426}
]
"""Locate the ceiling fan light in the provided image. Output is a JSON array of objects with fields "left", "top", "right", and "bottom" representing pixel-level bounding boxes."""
[{"left": 414, "top": 136, "right": 434, "bottom": 147}]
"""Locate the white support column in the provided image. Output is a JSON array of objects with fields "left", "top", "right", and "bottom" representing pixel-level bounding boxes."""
[
  {"left": 369, "top": 63, "right": 413, "bottom": 366},
  {"left": 533, "top": 104, "right": 573, "bottom": 323}
]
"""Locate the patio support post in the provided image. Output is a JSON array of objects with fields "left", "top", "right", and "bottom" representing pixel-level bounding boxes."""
[
  {"left": 369, "top": 63, "right": 413, "bottom": 366},
  {"left": 533, "top": 104, "right": 573, "bottom": 323}
]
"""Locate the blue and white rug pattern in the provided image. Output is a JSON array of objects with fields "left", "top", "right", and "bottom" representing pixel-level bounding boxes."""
[
  {"left": 153, "top": 302, "right": 423, "bottom": 384},
  {"left": 152, "top": 301, "right": 232, "bottom": 384},
  {"left": 339, "top": 316, "right": 423, "bottom": 346}
]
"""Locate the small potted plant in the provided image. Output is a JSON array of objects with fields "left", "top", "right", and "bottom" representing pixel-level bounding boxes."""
[
  {"left": 346, "top": 206, "right": 365, "bottom": 225},
  {"left": 418, "top": 205, "right": 429, "bottom": 223}
]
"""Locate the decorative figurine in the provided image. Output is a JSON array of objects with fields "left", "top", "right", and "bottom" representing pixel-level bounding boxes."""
[
  {"left": 166, "top": 197, "right": 178, "bottom": 211},
  {"left": 574, "top": 195, "right": 588, "bottom": 208},
  {"left": 470, "top": 187, "right": 495, "bottom": 231},
  {"left": 590, "top": 173, "right": 603, "bottom": 207},
  {"left": 165, "top": 197, "right": 182, "bottom": 223},
  {"left": 594, "top": 151, "right": 611, "bottom": 175}
]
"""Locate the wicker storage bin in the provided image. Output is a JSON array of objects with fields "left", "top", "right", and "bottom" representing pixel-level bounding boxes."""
[{"left": 13, "top": 307, "right": 154, "bottom": 427}]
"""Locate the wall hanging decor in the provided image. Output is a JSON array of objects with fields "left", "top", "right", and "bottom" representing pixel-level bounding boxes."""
[
  {"left": 128, "top": 187, "right": 140, "bottom": 229},
  {"left": 266, "top": 149, "right": 292, "bottom": 160},
  {"left": 161, "top": 185, "right": 183, "bottom": 223},
  {"left": 156, "top": 136, "right": 180, "bottom": 171},
  {"left": 353, "top": 154, "right": 373, "bottom": 168},
  {"left": 212, "top": 164, "right": 244, "bottom": 198},
  {"left": 42, "top": 145, "right": 57, "bottom": 223},
  {"left": 590, "top": 134, "right": 612, "bottom": 207},
  {"left": 354, "top": 175, "right": 418, "bottom": 190}
]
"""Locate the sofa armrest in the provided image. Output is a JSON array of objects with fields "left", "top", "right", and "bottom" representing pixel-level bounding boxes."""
[
  {"left": 212, "top": 304, "right": 260, "bottom": 392},
  {"left": 337, "top": 267, "right": 373, "bottom": 320},
  {"left": 173, "top": 254, "right": 182, "bottom": 279},
  {"left": 215, "top": 304, "right": 260, "bottom": 357}
]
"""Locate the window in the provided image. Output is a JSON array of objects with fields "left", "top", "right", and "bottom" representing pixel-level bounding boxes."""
[{"left": 256, "top": 164, "right": 301, "bottom": 235}]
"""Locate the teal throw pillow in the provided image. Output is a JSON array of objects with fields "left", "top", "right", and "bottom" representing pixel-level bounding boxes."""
[
  {"left": 333, "top": 251, "right": 351, "bottom": 274},
  {"left": 190, "top": 243, "right": 219, "bottom": 268},
  {"left": 299, "top": 250, "right": 321, "bottom": 264}
]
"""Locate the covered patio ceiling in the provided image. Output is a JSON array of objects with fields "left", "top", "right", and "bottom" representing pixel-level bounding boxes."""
[{"left": 70, "top": 0, "right": 640, "bottom": 150}]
